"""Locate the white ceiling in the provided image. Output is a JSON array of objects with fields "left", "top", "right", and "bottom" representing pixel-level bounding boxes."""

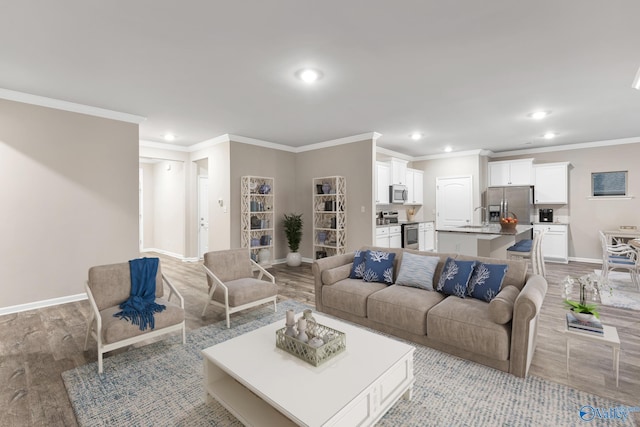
[{"left": 2, "top": 1, "right": 640, "bottom": 157}]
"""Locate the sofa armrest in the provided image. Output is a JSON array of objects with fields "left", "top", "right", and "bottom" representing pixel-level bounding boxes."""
[
  {"left": 312, "top": 252, "right": 355, "bottom": 312},
  {"left": 509, "top": 274, "right": 548, "bottom": 377}
]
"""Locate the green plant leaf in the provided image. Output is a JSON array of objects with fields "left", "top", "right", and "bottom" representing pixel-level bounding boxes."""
[{"left": 283, "top": 213, "right": 303, "bottom": 252}]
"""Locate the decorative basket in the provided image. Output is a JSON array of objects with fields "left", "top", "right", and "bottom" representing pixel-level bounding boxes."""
[
  {"left": 276, "top": 323, "right": 346, "bottom": 366},
  {"left": 500, "top": 212, "right": 518, "bottom": 230}
]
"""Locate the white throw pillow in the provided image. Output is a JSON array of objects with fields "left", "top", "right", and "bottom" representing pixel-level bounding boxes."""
[{"left": 395, "top": 252, "right": 440, "bottom": 290}]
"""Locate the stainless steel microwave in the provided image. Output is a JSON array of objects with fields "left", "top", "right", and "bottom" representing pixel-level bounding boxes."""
[{"left": 389, "top": 184, "right": 407, "bottom": 204}]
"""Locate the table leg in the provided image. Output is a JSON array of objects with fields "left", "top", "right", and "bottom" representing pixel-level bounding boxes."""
[
  {"left": 613, "top": 346, "right": 620, "bottom": 387},
  {"left": 566, "top": 338, "right": 570, "bottom": 375}
]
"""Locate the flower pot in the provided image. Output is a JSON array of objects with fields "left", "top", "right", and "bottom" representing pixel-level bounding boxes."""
[
  {"left": 572, "top": 311, "right": 595, "bottom": 322},
  {"left": 286, "top": 252, "right": 302, "bottom": 267}
]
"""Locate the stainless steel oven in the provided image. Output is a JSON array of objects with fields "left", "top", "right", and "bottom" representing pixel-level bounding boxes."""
[{"left": 401, "top": 222, "right": 419, "bottom": 249}]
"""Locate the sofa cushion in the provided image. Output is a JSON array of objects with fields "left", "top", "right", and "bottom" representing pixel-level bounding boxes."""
[
  {"left": 455, "top": 254, "right": 528, "bottom": 291},
  {"left": 427, "top": 296, "right": 511, "bottom": 361},
  {"left": 322, "top": 279, "right": 387, "bottom": 317},
  {"left": 368, "top": 285, "right": 446, "bottom": 335},
  {"left": 489, "top": 285, "right": 520, "bottom": 324},
  {"left": 211, "top": 278, "right": 278, "bottom": 307},
  {"left": 322, "top": 263, "right": 352, "bottom": 285},
  {"left": 395, "top": 252, "right": 440, "bottom": 291},
  {"left": 363, "top": 250, "right": 396, "bottom": 285},
  {"left": 436, "top": 258, "right": 476, "bottom": 298},
  {"left": 349, "top": 249, "right": 368, "bottom": 279},
  {"left": 100, "top": 298, "right": 184, "bottom": 345},
  {"left": 467, "top": 263, "right": 508, "bottom": 302}
]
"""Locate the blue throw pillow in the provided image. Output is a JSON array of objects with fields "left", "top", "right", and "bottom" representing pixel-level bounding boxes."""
[
  {"left": 363, "top": 250, "right": 396, "bottom": 285},
  {"left": 467, "top": 263, "right": 508, "bottom": 302},
  {"left": 436, "top": 257, "right": 476, "bottom": 298},
  {"left": 349, "top": 250, "right": 369, "bottom": 279},
  {"left": 395, "top": 252, "right": 440, "bottom": 291}
]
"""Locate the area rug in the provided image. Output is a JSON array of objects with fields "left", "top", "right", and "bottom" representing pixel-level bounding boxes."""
[
  {"left": 594, "top": 270, "right": 640, "bottom": 311},
  {"left": 63, "top": 300, "right": 635, "bottom": 427}
]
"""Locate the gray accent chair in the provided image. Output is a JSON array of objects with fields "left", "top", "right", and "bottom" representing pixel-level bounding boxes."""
[
  {"left": 202, "top": 248, "right": 278, "bottom": 328},
  {"left": 84, "top": 261, "right": 186, "bottom": 374}
]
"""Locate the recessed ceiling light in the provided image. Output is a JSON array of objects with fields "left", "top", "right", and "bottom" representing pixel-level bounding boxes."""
[
  {"left": 296, "top": 68, "right": 323, "bottom": 83},
  {"left": 164, "top": 133, "right": 176, "bottom": 142},
  {"left": 543, "top": 132, "right": 557, "bottom": 140},
  {"left": 444, "top": 146, "right": 453, "bottom": 152},
  {"left": 528, "top": 110, "right": 551, "bottom": 120},
  {"left": 409, "top": 132, "right": 423, "bottom": 141}
]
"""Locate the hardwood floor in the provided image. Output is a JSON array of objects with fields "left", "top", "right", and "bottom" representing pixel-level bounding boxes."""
[{"left": 1, "top": 253, "right": 638, "bottom": 426}]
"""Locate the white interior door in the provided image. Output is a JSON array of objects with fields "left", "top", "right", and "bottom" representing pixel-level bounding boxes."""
[
  {"left": 198, "top": 176, "right": 209, "bottom": 257},
  {"left": 436, "top": 175, "right": 473, "bottom": 229}
]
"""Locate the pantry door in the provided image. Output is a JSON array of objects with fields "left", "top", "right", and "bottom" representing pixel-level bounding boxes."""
[{"left": 435, "top": 175, "right": 473, "bottom": 229}]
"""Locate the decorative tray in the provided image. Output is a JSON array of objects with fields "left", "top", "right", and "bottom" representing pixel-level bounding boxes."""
[{"left": 275, "top": 323, "right": 346, "bottom": 367}]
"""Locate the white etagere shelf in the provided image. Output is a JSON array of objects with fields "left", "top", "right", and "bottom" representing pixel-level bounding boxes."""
[
  {"left": 241, "top": 176, "right": 274, "bottom": 267},
  {"left": 313, "top": 176, "right": 346, "bottom": 260}
]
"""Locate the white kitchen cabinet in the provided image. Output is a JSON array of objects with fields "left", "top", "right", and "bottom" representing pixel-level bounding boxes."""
[
  {"left": 424, "top": 222, "right": 435, "bottom": 251},
  {"left": 534, "top": 162, "right": 569, "bottom": 204},
  {"left": 405, "top": 168, "right": 424, "bottom": 205},
  {"left": 488, "top": 159, "right": 534, "bottom": 186},
  {"left": 390, "top": 158, "right": 408, "bottom": 185},
  {"left": 389, "top": 225, "right": 402, "bottom": 248},
  {"left": 375, "top": 226, "right": 390, "bottom": 248},
  {"left": 375, "top": 162, "right": 391, "bottom": 204},
  {"left": 418, "top": 222, "right": 435, "bottom": 251},
  {"left": 534, "top": 223, "right": 568, "bottom": 263}
]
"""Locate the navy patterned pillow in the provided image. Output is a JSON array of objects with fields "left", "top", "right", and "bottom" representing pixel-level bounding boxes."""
[
  {"left": 436, "top": 257, "right": 476, "bottom": 298},
  {"left": 362, "top": 250, "right": 396, "bottom": 285},
  {"left": 467, "top": 263, "right": 508, "bottom": 302},
  {"left": 349, "top": 250, "right": 369, "bottom": 279}
]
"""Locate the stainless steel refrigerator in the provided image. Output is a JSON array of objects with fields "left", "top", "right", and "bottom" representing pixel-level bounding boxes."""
[{"left": 487, "top": 186, "right": 534, "bottom": 224}]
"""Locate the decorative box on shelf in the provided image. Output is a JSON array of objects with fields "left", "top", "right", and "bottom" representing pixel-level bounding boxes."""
[{"left": 276, "top": 323, "right": 346, "bottom": 367}]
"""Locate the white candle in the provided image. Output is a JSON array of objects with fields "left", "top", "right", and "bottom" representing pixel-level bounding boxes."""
[{"left": 286, "top": 310, "right": 295, "bottom": 325}]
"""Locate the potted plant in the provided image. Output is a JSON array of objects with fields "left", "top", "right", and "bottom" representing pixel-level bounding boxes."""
[
  {"left": 283, "top": 213, "right": 303, "bottom": 267},
  {"left": 561, "top": 273, "right": 609, "bottom": 321}
]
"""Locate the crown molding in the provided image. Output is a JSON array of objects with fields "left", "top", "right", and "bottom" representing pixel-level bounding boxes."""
[
  {"left": 489, "top": 136, "right": 640, "bottom": 158},
  {"left": 140, "top": 132, "right": 383, "bottom": 154},
  {"left": 139, "top": 139, "right": 191, "bottom": 152},
  {"left": 375, "top": 146, "right": 414, "bottom": 162},
  {"left": 0, "top": 87, "right": 145, "bottom": 124},
  {"left": 227, "top": 134, "right": 297, "bottom": 153},
  {"left": 296, "top": 132, "right": 381, "bottom": 153},
  {"left": 412, "top": 149, "right": 486, "bottom": 161}
]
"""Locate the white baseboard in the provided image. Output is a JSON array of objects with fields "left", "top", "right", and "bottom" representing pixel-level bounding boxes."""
[
  {"left": 142, "top": 247, "right": 187, "bottom": 260},
  {"left": 272, "top": 257, "right": 314, "bottom": 265},
  {"left": 568, "top": 257, "right": 602, "bottom": 264},
  {"left": 0, "top": 293, "right": 87, "bottom": 316}
]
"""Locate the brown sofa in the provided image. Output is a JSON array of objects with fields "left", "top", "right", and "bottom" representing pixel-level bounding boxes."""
[{"left": 312, "top": 246, "right": 548, "bottom": 377}]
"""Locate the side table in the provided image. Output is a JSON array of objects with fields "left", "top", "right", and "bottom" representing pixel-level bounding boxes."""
[{"left": 564, "top": 324, "right": 620, "bottom": 387}]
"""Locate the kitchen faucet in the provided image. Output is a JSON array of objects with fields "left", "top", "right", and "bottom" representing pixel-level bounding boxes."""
[{"left": 474, "top": 206, "right": 488, "bottom": 226}]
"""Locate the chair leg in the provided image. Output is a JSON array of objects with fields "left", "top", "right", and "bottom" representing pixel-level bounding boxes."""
[
  {"left": 98, "top": 351, "right": 103, "bottom": 374},
  {"left": 226, "top": 309, "right": 231, "bottom": 329},
  {"left": 273, "top": 298, "right": 277, "bottom": 313},
  {"left": 201, "top": 300, "right": 209, "bottom": 317},
  {"left": 84, "top": 314, "right": 94, "bottom": 351},
  {"left": 182, "top": 323, "right": 186, "bottom": 344}
]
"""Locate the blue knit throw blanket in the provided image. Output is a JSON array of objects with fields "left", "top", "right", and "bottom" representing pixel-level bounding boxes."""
[{"left": 113, "top": 257, "right": 166, "bottom": 331}]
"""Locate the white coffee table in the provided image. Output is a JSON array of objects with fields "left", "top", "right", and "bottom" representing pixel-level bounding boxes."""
[{"left": 202, "top": 313, "right": 415, "bottom": 426}]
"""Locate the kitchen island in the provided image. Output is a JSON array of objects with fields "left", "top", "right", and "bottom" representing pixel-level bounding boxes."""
[{"left": 437, "top": 224, "right": 533, "bottom": 259}]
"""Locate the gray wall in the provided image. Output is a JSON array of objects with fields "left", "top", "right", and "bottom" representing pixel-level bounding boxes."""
[
  {"left": 229, "top": 141, "right": 297, "bottom": 260},
  {"left": 295, "top": 139, "right": 375, "bottom": 257},
  {"left": 0, "top": 99, "right": 139, "bottom": 309},
  {"left": 496, "top": 141, "right": 640, "bottom": 261}
]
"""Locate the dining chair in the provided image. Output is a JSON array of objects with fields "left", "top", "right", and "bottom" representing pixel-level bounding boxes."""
[
  {"left": 507, "top": 229, "right": 546, "bottom": 277},
  {"left": 598, "top": 230, "right": 639, "bottom": 289}
]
